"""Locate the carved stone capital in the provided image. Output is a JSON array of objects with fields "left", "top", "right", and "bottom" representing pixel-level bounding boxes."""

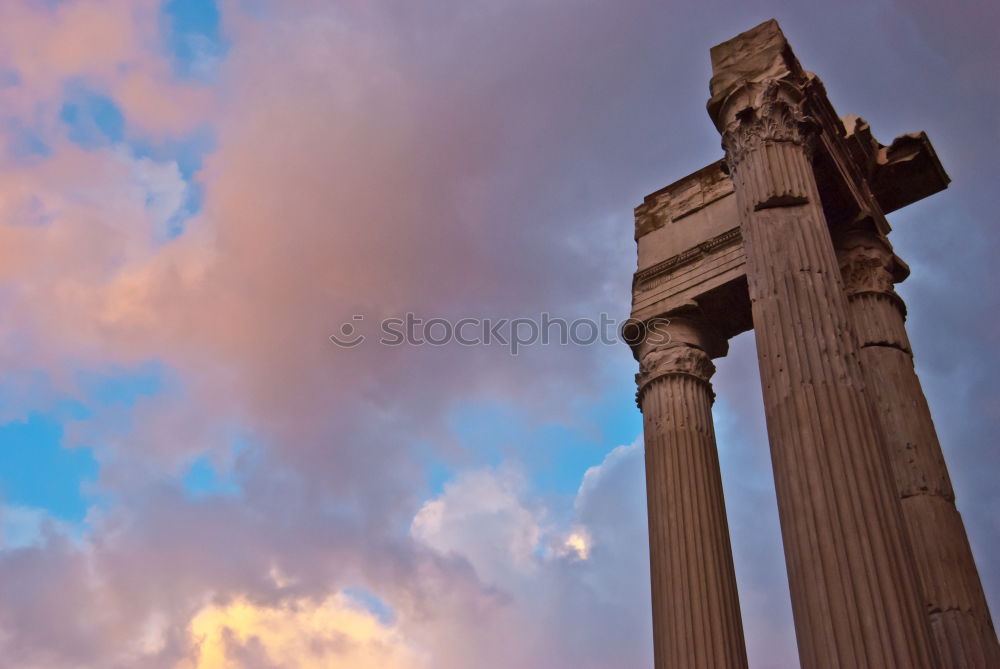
[
  {"left": 720, "top": 80, "right": 818, "bottom": 171},
  {"left": 635, "top": 343, "right": 715, "bottom": 406},
  {"left": 838, "top": 244, "right": 896, "bottom": 297}
]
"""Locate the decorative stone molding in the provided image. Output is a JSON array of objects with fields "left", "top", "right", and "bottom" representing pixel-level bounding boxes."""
[
  {"left": 719, "top": 82, "right": 818, "bottom": 210},
  {"left": 836, "top": 236, "right": 909, "bottom": 349},
  {"left": 635, "top": 227, "right": 742, "bottom": 291},
  {"left": 838, "top": 243, "right": 896, "bottom": 297},
  {"left": 721, "top": 82, "right": 818, "bottom": 171},
  {"left": 634, "top": 160, "right": 733, "bottom": 239},
  {"left": 636, "top": 343, "right": 715, "bottom": 404}
]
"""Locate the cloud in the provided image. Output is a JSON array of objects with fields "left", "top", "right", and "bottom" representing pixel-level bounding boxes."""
[
  {"left": 404, "top": 441, "right": 652, "bottom": 669},
  {"left": 0, "top": 1, "right": 997, "bottom": 667},
  {"left": 0, "top": 0, "right": 212, "bottom": 136},
  {"left": 184, "top": 593, "right": 426, "bottom": 669},
  {"left": 412, "top": 467, "right": 543, "bottom": 583},
  {"left": 0, "top": 505, "right": 57, "bottom": 550}
]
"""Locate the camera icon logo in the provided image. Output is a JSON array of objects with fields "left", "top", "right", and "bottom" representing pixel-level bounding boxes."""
[{"left": 329, "top": 315, "right": 366, "bottom": 348}]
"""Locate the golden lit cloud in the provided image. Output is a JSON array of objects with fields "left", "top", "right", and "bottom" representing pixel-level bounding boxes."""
[
  {"left": 185, "top": 593, "right": 426, "bottom": 669},
  {"left": 562, "top": 529, "right": 592, "bottom": 560}
]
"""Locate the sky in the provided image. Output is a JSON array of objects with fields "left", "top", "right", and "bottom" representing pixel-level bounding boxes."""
[{"left": 0, "top": 0, "right": 997, "bottom": 667}]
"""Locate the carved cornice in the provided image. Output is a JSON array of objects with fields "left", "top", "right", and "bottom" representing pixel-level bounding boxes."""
[
  {"left": 720, "top": 81, "right": 818, "bottom": 171},
  {"left": 635, "top": 343, "right": 715, "bottom": 405},
  {"left": 634, "top": 227, "right": 741, "bottom": 292},
  {"left": 634, "top": 160, "right": 732, "bottom": 239}
]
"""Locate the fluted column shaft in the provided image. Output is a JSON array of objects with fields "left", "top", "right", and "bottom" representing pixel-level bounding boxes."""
[
  {"left": 636, "top": 317, "right": 747, "bottom": 669},
  {"left": 719, "top": 81, "right": 938, "bottom": 668},
  {"left": 838, "top": 230, "right": 1000, "bottom": 667}
]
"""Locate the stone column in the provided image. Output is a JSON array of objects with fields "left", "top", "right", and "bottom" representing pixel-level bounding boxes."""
[
  {"left": 634, "top": 315, "right": 747, "bottom": 669},
  {"left": 837, "top": 228, "right": 1000, "bottom": 668},
  {"left": 715, "top": 81, "right": 938, "bottom": 668}
]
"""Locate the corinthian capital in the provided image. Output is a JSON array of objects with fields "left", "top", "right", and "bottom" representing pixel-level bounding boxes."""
[
  {"left": 835, "top": 229, "right": 908, "bottom": 298},
  {"left": 838, "top": 245, "right": 896, "bottom": 296},
  {"left": 720, "top": 80, "right": 818, "bottom": 171},
  {"left": 635, "top": 343, "right": 716, "bottom": 391}
]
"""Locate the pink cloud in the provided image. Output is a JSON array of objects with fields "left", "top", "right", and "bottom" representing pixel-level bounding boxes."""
[{"left": 2, "top": 1, "right": 998, "bottom": 667}]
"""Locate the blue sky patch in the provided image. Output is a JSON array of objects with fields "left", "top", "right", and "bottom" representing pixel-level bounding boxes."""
[
  {"left": 131, "top": 124, "right": 215, "bottom": 238},
  {"left": 76, "top": 361, "right": 168, "bottom": 409},
  {"left": 445, "top": 394, "right": 641, "bottom": 497},
  {"left": 0, "top": 363, "right": 175, "bottom": 523},
  {"left": 0, "top": 413, "right": 98, "bottom": 522},
  {"left": 343, "top": 586, "right": 396, "bottom": 624},
  {"left": 59, "top": 86, "right": 125, "bottom": 148},
  {"left": 162, "top": 0, "right": 230, "bottom": 79},
  {"left": 182, "top": 455, "right": 241, "bottom": 498},
  {"left": 132, "top": 124, "right": 216, "bottom": 180}
]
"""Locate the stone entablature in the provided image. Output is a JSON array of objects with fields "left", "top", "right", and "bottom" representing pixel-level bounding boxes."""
[
  {"left": 634, "top": 159, "right": 732, "bottom": 240},
  {"left": 628, "top": 100, "right": 947, "bottom": 334},
  {"left": 628, "top": 18, "right": 998, "bottom": 669},
  {"left": 631, "top": 161, "right": 747, "bottom": 331}
]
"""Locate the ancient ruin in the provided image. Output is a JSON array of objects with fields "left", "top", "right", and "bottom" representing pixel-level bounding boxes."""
[{"left": 626, "top": 19, "right": 999, "bottom": 668}]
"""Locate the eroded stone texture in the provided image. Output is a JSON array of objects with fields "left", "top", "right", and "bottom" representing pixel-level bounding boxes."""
[
  {"left": 837, "top": 227, "right": 1000, "bottom": 668},
  {"left": 710, "top": 22, "right": 938, "bottom": 669},
  {"left": 628, "top": 17, "right": 997, "bottom": 669},
  {"left": 634, "top": 316, "right": 747, "bottom": 669},
  {"left": 842, "top": 115, "right": 951, "bottom": 215},
  {"left": 630, "top": 161, "right": 752, "bottom": 341}
]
